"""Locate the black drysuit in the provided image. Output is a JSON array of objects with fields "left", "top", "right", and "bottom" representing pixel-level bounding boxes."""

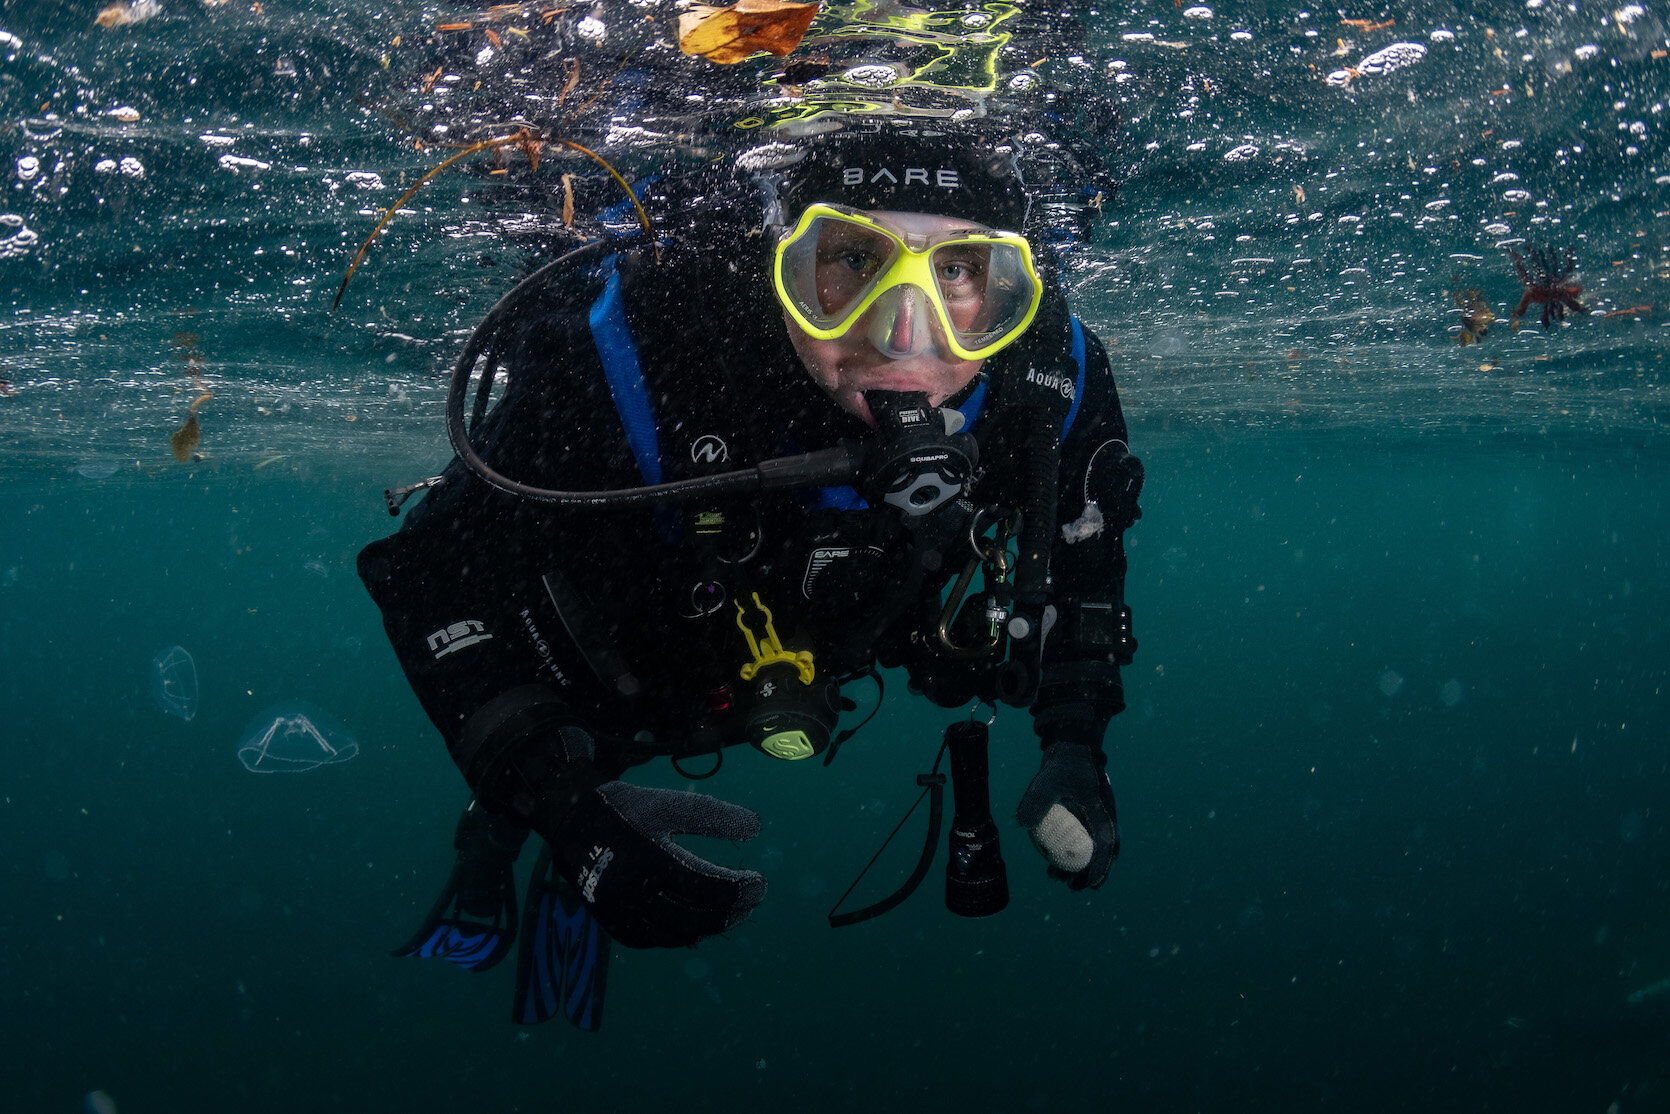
[{"left": 358, "top": 240, "right": 1142, "bottom": 940}]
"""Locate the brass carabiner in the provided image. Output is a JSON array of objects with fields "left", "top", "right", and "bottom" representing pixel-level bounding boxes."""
[{"left": 936, "top": 509, "right": 1020, "bottom": 659}]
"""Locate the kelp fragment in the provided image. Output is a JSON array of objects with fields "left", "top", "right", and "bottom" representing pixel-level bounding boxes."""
[
  {"left": 332, "top": 131, "right": 653, "bottom": 309},
  {"left": 171, "top": 391, "right": 214, "bottom": 463},
  {"left": 1451, "top": 288, "right": 1496, "bottom": 345}
]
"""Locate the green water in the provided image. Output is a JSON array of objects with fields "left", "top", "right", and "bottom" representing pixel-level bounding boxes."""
[{"left": 4, "top": 426, "right": 1665, "bottom": 1111}]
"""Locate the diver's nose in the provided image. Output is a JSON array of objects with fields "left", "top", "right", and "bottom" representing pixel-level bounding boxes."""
[{"left": 866, "top": 285, "right": 938, "bottom": 359}]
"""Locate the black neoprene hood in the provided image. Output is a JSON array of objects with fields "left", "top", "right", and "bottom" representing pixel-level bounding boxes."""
[{"left": 781, "top": 131, "right": 1032, "bottom": 233}]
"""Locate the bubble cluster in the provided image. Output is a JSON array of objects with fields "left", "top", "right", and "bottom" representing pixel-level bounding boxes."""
[
  {"left": 0, "top": 214, "right": 39, "bottom": 259},
  {"left": 841, "top": 64, "right": 901, "bottom": 89},
  {"left": 1357, "top": 42, "right": 1428, "bottom": 76}
]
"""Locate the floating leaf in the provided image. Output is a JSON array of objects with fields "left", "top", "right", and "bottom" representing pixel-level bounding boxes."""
[
  {"left": 559, "top": 57, "right": 581, "bottom": 105},
  {"left": 170, "top": 391, "right": 213, "bottom": 463},
  {"left": 102, "top": 0, "right": 161, "bottom": 25},
  {"left": 678, "top": 0, "right": 820, "bottom": 65},
  {"left": 170, "top": 416, "right": 200, "bottom": 462}
]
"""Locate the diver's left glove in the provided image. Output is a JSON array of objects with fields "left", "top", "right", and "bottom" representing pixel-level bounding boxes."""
[
  {"left": 1015, "top": 738, "right": 1120, "bottom": 890},
  {"left": 551, "top": 781, "right": 768, "bottom": 950}
]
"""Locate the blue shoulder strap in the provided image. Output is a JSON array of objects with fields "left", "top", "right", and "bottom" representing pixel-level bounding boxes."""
[
  {"left": 1062, "top": 314, "right": 1087, "bottom": 439},
  {"left": 587, "top": 259, "right": 662, "bottom": 485}
]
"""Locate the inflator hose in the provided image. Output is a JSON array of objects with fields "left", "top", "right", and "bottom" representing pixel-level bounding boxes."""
[{"left": 444, "top": 241, "right": 861, "bottom": 507}]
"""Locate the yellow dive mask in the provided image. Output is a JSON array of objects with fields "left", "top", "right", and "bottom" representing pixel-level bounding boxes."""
[{"left": 772, "top": 203, "right": 1043, "bottom": 362}]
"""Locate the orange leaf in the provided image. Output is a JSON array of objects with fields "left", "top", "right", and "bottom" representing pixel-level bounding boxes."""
[
  {"left": 559, "top": 57, "right": 581, "bottom": 104},
  {"left": 517, "top": 132, "right": 543, "bottom": 172},
  {"left": 678, "top": 0, "right": 819, "bottom": 65}
]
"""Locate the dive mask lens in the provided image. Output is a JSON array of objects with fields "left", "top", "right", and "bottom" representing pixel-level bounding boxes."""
[
  {"left": 775, "top": 209, "right": 902, "bottom": 331},
  {"left": 932, "top": 239, "right": 1037, "bottom": 353},
  {"left": 773, "top": 205, "right": 1044, "bottom": 361}
]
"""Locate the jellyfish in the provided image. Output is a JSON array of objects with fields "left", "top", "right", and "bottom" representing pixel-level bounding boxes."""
[
  {"left": 235, "top": 700, "right": 359, "bottom": 773},
  {"left": 150, "top": 645, "right": 199, "bottom": 722},
  {"left": 75, "top": 454, "right": 121, "bottom": 480}
]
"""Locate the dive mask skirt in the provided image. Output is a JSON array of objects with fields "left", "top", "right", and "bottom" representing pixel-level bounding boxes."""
[{"left": 773, "top": 204, "right": 1043, "bottom": 362}]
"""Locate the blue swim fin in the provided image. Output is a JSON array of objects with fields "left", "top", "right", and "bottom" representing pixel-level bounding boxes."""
[
  {"left": 392, "top": 855, "right": 518, "bottom": 971},
  {"left": 513, "top": 844, "right": 611, "bottom": 1031},
  {"left": 393, "top": 802, "right": 524, "bottom": 972}
]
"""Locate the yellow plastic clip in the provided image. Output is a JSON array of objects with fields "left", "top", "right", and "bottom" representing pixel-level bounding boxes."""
[{"left": 734, "top": 592, "right": 815, "bottom": 685}]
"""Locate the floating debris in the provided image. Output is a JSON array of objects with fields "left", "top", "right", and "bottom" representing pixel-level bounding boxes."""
[
  {"left": 1452, "top": 286, "right": 1496, "bottom": 345},
  {"left": 1508, "top": 245, "right": 1588, "bottom": 331},
  {"left": 170, "top": 391, "right": 213, "bottom": 462},
  {"left": 678, "top": 0, "right": 820, "bottom": 65},
  {"left": 94, "top": 0, "right": 162, "bottom": 28}
]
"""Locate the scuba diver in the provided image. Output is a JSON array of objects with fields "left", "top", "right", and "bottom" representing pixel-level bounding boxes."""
[{"left": 359, "top": 127, "right": 1143, "bottom": 1030}]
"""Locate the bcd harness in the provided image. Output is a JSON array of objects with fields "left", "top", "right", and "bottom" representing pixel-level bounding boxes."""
[
  {"left": 382, "top": 243, "right": 1096, "bottom": 763},
  {"left": 580, "top": 251, "right": 1092, "bottom": 760}
]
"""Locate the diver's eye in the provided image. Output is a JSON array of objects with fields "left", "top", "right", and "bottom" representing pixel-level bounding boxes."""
[
  {"left": 933, "top": 247, "right": 990, "bottom": 304},
  {"left": 840, "top": 249, "right": 885, "bottom": 277}
]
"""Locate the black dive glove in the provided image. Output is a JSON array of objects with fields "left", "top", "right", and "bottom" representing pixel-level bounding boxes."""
[
  {"left": 465, "top": 701, "right": 767, "bottom": 949},
  {"left": 1015, "top": 741, "right": 1120, "bottom": 890},
  {"left": 552, "top": 780, "right": 768, "bottom": 949}
]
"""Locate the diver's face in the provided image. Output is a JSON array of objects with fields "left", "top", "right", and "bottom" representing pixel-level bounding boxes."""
[{"left": 784, "top": 209, "right": 988, "bottom": 427}]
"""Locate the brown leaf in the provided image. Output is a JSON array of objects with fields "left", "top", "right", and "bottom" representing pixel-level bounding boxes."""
[
  {"left": 559, "top": 57, "right": 581, "bottom": 105},
  {"left": 519, "top": 134, "right": 542, "bottom": 172},
  {"left": 170, "top": 390, "right": 213, "bottom": 462},
  {"left": 678, "top": 0, "right": 819, "bottom": 65},
  {"left": 169, "top": 415, "right": 199, "bottom": 462}
]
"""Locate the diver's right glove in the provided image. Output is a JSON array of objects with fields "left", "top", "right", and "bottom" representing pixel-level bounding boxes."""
[{"left": 551, "top": 781, "right": 768, "bottom": 949}]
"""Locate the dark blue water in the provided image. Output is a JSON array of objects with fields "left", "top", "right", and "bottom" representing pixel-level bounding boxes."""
[{"left": 3, "top": 1, "right": 1668, "bottom": 1111}]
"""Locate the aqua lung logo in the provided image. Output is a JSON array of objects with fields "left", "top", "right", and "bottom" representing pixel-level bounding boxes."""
[
  {"left": 691, "top": 434, "right": 729, "bottom": 464},
  {"left": 1026, "top": 367, "right": 1076, "bottom": 400},
  {"left": 843, "top": 166, "right": 963, "bottom": 189}
]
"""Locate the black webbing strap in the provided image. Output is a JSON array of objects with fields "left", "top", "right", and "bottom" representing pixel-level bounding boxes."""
[{"left": 826, "top": 738, "right": 950, "bottom": 928}]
